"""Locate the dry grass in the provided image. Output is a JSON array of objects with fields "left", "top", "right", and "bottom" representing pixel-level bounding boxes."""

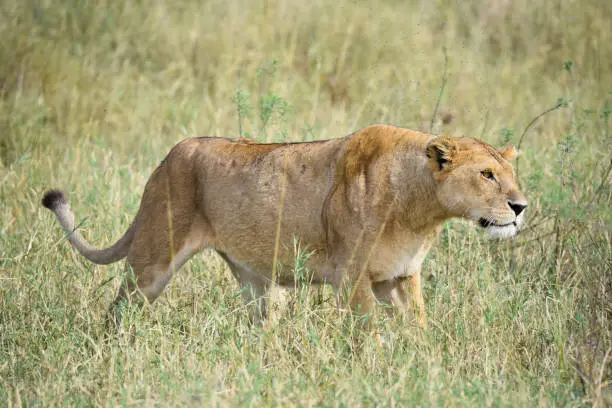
[{"left": 1, "top": 0, "right": 610, "bottom": 406}]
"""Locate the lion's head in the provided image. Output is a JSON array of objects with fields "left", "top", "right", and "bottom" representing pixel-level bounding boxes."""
[{"left": 426, "top": 136, "right": 527, "bottom": 239}]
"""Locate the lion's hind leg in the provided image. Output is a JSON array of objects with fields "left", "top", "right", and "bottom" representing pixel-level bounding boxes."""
[
  {"left": 217, "top": 252, "right": 270, "bottom": 325},
  {"left": 106, "top": 195, "right": 209, "bottom": 328},
  {"left": 106, "top": 230, "right": 205, "bottom": 329}
]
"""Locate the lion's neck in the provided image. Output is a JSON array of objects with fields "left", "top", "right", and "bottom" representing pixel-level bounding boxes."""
[{"left": 389, "top": 146, "right": 450, "bottom": 233}]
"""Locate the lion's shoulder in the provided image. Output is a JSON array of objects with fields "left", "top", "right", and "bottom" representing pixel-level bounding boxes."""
[{"left": 341, "top": 124, "right": 431, "bottom": 180}]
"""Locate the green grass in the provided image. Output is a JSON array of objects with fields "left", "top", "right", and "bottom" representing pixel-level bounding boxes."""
[{"left": 1, "top": 0, "right": 610, "bottom": 406}]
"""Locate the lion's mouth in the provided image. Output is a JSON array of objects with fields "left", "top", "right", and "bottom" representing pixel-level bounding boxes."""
[{"left": 478, "top": 218, "right": 516, "bottom": 228}]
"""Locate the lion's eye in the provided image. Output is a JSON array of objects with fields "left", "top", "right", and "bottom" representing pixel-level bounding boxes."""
[{"left": 481, "top": 170, "right": 495, "bottom": 180}]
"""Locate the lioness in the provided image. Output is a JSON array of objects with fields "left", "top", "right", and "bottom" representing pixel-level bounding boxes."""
[{"left": 42, "top": 124, "right": 527, "bottom": 327}]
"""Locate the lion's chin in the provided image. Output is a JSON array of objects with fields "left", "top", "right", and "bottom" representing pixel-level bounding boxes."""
[
  {"left": 485, "top": 223, "right": 518, "bottom": 239},
  {"left": 476, "top": 212, "right": 525, "bottom": 239}
]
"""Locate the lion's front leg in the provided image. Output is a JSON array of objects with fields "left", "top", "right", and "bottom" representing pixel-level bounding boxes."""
[
  {"left": 409, "top": 272, "right": 427, "bottom": 329},
  {"left": 348, "top": 278, "right": 376, "bottom": 318},
  {"left": 372, "top": 277, "right": 410, "bottom": 315},
  {"left": 372, "top": 274, "right": 427, "bottom": 329}
]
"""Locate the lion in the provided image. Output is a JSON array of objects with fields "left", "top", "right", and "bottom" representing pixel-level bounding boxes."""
[{"left": 42, "top": 124, "right": 527, "bottom": 328}]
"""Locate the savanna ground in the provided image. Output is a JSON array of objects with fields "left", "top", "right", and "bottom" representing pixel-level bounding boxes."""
[{"left": 1, "top": 0, "right": 611, "bottom": 406}]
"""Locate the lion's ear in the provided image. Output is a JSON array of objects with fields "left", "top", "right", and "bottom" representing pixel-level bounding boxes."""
[
  {"left": 426, "top": 137, "right": 457, "bottom": 171},
  {"left": 499, "top": 145, "right": 518, "bottom": 160}
]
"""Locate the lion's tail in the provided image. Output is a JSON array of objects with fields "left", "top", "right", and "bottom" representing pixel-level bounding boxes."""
[{"left": 42, "top": 189, "right": 136, "bottom": 265}]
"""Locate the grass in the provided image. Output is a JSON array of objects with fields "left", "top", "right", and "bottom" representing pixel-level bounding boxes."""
[{"left": 1, "top": 0, "right": 610, "bottom": 406}]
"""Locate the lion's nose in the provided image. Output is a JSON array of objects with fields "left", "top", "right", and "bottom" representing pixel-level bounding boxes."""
[{"left": 508, "top": 201, "right": 527, "bottom": 216}]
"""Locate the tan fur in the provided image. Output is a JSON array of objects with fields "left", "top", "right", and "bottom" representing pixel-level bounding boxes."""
[{"left": 42, "top": 124, "right": 527, "bottom": 327}]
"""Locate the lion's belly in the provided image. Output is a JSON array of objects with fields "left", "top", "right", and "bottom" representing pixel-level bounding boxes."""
[
  {"left": 216, "top": 244, "right": 330, "bottom": 287},
  {"left": 203, "top": 166, "right": 331, "bottom": 284}
]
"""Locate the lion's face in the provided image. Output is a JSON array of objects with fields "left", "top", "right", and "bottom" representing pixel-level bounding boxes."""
[{"left": 426, "top": 137, "right": 527, "bottom": 239}]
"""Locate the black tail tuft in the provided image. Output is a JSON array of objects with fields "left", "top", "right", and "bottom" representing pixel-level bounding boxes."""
[{"left": 42, "top": 189, "right": 68, "bottom": 211}]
